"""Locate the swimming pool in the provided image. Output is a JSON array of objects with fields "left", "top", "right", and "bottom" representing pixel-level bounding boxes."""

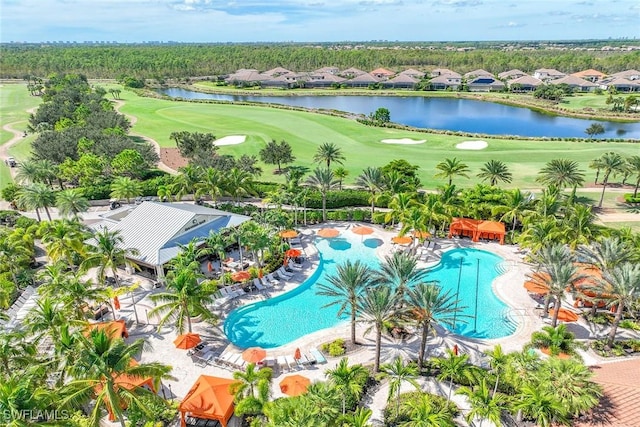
[{"left": 224, "top": 234, "right": 516, "bottom": 349}]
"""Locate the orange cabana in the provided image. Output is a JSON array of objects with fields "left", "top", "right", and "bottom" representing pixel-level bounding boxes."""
[
  {"left": 448, "top": 218, "right": 482, "bottom": 240},
  {"left": 475, "top": 221, "right": 506, "bottom": 244},
  {"left": 86, "top": 319, "right": 128, "bottom": 339},
  {"left": 179, "top": 375, "right": 237, "bottom": 427},
  {"left": 549, "top": 308, "right": 579, "bottom": 323}
]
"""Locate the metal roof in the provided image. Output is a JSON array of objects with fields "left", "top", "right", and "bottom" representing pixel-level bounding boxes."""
[{"left": 90, "top": 202, "right": 250, "bottom": 267}]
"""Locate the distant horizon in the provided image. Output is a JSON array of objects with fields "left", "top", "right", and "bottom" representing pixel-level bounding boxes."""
[{"left": 1, "top": 0, "right": 639, "bottom": 44}]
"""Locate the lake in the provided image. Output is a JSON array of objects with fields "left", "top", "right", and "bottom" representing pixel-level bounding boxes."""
[{"left": 159, "top": 87, "right": 640, "bottom": 139}]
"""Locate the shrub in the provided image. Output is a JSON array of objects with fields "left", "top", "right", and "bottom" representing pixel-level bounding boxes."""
[
  {"left": 126, "top": 394, "right": 178, "bottom": 426},
  {"left": 619, "top": 319, "right": 640, "bottom": 331},
  {"left": 80, "top": 183, "right": 112, "bottom": 200},
  {"left": 0, "top": 183, "right": 21, "bottom": 202},
  {"left": 623, "top": 194, "right": 640, "bottom": 203},
  {"left": 384, "top": 391, "right": 458, "bottom": 426},
  {"left": 321, "top": 338, "right": 346, "bottom": 357}
]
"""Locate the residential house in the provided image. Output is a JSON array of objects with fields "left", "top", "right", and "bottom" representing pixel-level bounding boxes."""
[
  {"left": 345, "top": 73, "right": 380, "bottom": 88},
  {"left": 263, "top": 67, "right": 293, "bottom": 77},
  {"left": 399, "top": 68, "right": 425, "bottom": 79},
  {"left": 370, "top": 67, "right": 395, "bottom": 80},
  {"left": 599, "top": 77, "right": 640, "bottom": 92},
  {"left": 314, "top": 66, "right": 340, "bottom": 75},
  {"left": 498, "top": 69, "right": 528, "bottom": 80},
  {"left": 382, "top": 74, "right": 419, "bottom": 89},
  {"left": 302, "top": 72, "right": 346, "bottom": 88},
  {"left": 467, "top": 76, "right": 505, "bottom": 92},
  {"left": 339, "top": 67, "right": 367, "bottom": 78},
  {"left": 464, "top": 69, "right": 493, "bottom": 79},
  {"left": 430, "top": 68, "right": 458, "bottom": 77},
  {"left": 549, "top": 75, "right": 598, "bottom": 92},
  {"left": 533, "top": 68, "right": 566, "bottom": 81},
  {"left": 429, "top": 73, "right": 462, "bottom": 90},
  {"left": 261, "top": 72, "right": 301, "bottom": 89},
  {"left": 225, "top": 70, "right": 270, "bottom": 85},
  {"left": 571, "top": 69, "right": 606, "bottom": 82},
  {"left": 507, "top": 75, "right": 544, "bottom": 92},
  {"left": 610, "top": 69, "right": 640, "bottom": 81}
]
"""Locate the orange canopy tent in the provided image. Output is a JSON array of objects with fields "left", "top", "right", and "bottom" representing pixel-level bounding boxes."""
[
  {"left": 475, "top": 221, "right": 506, "bottom": 244},
  {"left": 279, "top": 374, "right": 311, "bottom": 396},
  {"left": 448, "top": 218, "right": 482, "bottom": 239},
  {"left": 391, "top": 236, "right": 413, "bottom": 245},
  {"left": 85, "top": 319, "right": 128, "bottom": 339},
  {"left": 242, "top": 347, "right": 267, "bottom": 363},
  {"left": 524, "top": 280, "right": 550, "bottom": 295},
  {"left": 97, "top": 359, "right": 156, "bottom": 421},
  {"left": 279, "top": 229, "right": 298, "bottom": 239},
  {"left": 317, "top": 228, "right": 340, "bottom": 238},
  {"left": 231, "top": 271, "right": 251, "bottom": 282},
  {"left": 174, "top": 333, "right": 201, "bottom": 350},
  {"left": 549, "top": 308, "right": 579, "bottom": 323},
  {"left": 179, "top": 375, "right": 237, "bottom": 427}
]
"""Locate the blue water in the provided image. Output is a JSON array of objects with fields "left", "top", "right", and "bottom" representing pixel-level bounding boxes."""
[
  {"left": 224, "top": 235, "right": 516, "bottom": 349},
  {"left": 160, "top": 88, "right": 640, "bottom": 139}
]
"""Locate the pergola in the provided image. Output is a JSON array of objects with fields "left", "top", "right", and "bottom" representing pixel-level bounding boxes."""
[{"left": 448, "top": 218, "right": 505, "bottom": 244}]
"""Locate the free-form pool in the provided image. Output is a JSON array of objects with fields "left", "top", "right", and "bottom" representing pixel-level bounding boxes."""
[{"left": 224, "top": 234, "right": 516, "bottom": 349}]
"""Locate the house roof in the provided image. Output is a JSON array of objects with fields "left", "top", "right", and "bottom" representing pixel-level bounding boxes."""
[
  {"left": 464, "top": 69, "right": 493, "bottom": 78},
  {"left": 347, "top": 73, "right": 380, "bottom": 83},
  {"left": 340, "top": 67, "right": 366, "bottom": 76},
  {"left": 498, "top": 69, "right": 527, "bottom": 79},
  {"left": 387, "top": 74, "right": 419, "bottom": 84},
  {"left": 314, "top": 66, "right": 339, "bottom": 74},
  {"left": 226, "top": 70, "right": 270, "bottom": 82},
  {"left": 263, "top": 67, "right": 291, "bottom": 76},
  {"left": 90, "top": 202, "right": 250, "bottom": 267},
  {"left": 370, "top": 67, "right": 395, "bottom": 76},
  {"left": 601, "top": 77, "right": 640, "bottom": 87},
  {"left": 430, "top": 75, "right": 460, "bottom": 84},
  {"left": 468, "top": 76, "right": 504, "bottom": 86},
  {"left": 571, "top": 69, "right": 606, "bottom": 79},
  {"left": 431, "top": 68, "right": 458, "bottom": 77},
  {"left": 508, "top": 75, "right": 544, "bottom": 86},
  {"left": 550, "top": 75, "right": 598, "bottom": 87},
  {"left": 306, "top": 72, "right": 346, "bottom": 83},
  {"left": 573, "top": 358, "right": 640, "bottom": 427},
  {"left": 611, "top": 69, "right": 640, "bottom": 79},
  {"left": 535, "top": 68, "right": 565, "bottom": 76},
  {"left": 400, "top": 68, "right": 425, "bottom": 78}
]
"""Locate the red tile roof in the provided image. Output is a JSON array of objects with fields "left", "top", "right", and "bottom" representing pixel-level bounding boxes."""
[{"left": 574, "top": 358, "right": 640, "bottom": 427}]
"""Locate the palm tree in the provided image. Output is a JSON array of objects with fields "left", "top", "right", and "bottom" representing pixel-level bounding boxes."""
[
  {"left": 25, "top": 297, "right": 67, "bottom": 344},
  {"left": 596, "top": 262, "right": 640, "bottom": 347},
  {"left": 325, "top": 357, "right": 368, "bottom": 414},
  {"left": 562, "top": 204, "right": 600, "bottom": 250},
  {"left": 374, "top": 251, "right": 428, "bottom": 302},
  {"left": 386, "top": 192, "right": 415, "bottom": 228},
  {"left": 148, "top": 266, "right": 218, "bottom": 333},
  {"left": 493, "top": 189, "right": 533, "bottom": 233},
  {"left": 536, "top": 159, "right": 585, "bottom": 189},
  {"left": 16, "top": 182, "right": 56, "bottom": 221},
  {"left": 594, "top": 152, "right": 625, "bottom": 208},
  {"left": 61, "top": 330, "right": 172, "bottom": 427},
  {"left": 304, "top": 382, "right": 343, "bottom": 425},
  {"left": 518, "top": 217, "right": 563, "bottom": 254},
  {"left": 39, "top": 219, "right": 87, "bottom": 265},
  {"left": 201, "top": 230, "right": 228, "bottom": 282},
  {"left": 483, "top": 345, "right": 508, "bottom": 395},
  {"left": 434, "top": 350, "right": 482, "bottom": 400},
  {"left": 399, "top": 393, "right": 456, "bottom": 427},
  {"left": 110, "top": 176, "right": 142, "bottom": 204},
  {"left": 81, "top": 228, "right": 139, "bottom": 289},
  {"left": 225, "top": 167, "right": 255, "bottom": 202},
  {"left": 0, "top": 371, "right": 56, "bottom": 425},
  {"left": 338, "top": 407, "right": 372, "bottom": 427},
  {"left": 171, "top": 165, "right": 203, "bottom": 200},
  {"left": 514, "top": 384, "right": 569, "bottom": 427},
  {"left": 627, "top": 155, "right": 640, "bottom": 197},
  {"left": 357, "top": 286, "right": 397, "bottom": 372},
  {"left": 317, "top": 260, "right": 374, "bottom": 345},
  {"left": 404, "top": 282, "right": 464, "bottom": 367},
  {"left": 589, "top": 157, "right": 605, "bottom": 185},
  {"left": 477, "top": 160, "right": 512, "bottom": 186},
  {"left": 0, "top": 330, "right": 37, "bottom": 377},
  {"left": 14, "top": 159, "right": 44, "bottom": 185},
  {"left": 234, "top": 374, "right": 271, "bottom": 427},
  {"left": 56, "top": 189, "right": 89, "bottom": 219},
  {"left": 577, "top": 236, "right": 637, "bottom": 272},
  {"left": 230, "top": 363, "right": 273, "bottom": 401},
  {"left": 434, "top": 157, "right": 470, "bottom": 186},
  {"left": 456, "top": 378, "right": 508, "bottom": 427},
  {"left": 528, "top": 324, "right": 579, "bottom": 357},
  {"left": 333, "top": 166, "right": 349, "bottom": 190},
  {"left": 313, "top": 142, "right": 345, "bottom": 169},
  {"left": 356, "top": 167, "right": 385, "bottom": 216},
  {"left": 195, "top": 167, "right": 224, "bottom": 205},
  {"left": 380, "top": 357, "right": 420, "bottom": 415},
  {"left": 305, "top": 167, "right": 338, "bottom": 222}
]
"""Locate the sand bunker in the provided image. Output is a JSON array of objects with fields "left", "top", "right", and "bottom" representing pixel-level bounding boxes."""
[
  {"left": 381, "top": 138, "right": 426, "bottom": 145},
  {"left": 456, "top": 140, "right": 488, "bottom": 150},
  {"left": 214, "top": 135, "right": 246, "bottom": 146}
]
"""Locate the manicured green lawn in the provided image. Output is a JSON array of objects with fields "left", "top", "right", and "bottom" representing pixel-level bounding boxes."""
[
  {"left": 558, "top": 93, "right": 612, "bottom": 111},
  {"left": 119, "top": 88, "right": 640, "bottom": 189}
]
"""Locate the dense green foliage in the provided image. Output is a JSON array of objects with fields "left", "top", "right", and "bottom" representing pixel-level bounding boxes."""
[{"left": 1, "top": 43, "right": 639, "bottom": 79}]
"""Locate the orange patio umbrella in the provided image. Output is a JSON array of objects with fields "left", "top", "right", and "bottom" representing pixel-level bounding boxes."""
[
  {"left": 279, "top": 229, "right": 298, "bottom": 239},
  {"left": 549, "top": 308, "right": 579, "bottom": 323},
  {"left": 279, "top": 374, "right": 311, "bottom": 396},
  {"left": 285, "top": 248, "right": 302, "bottom": 258},
  {"left": 174, "top": 333, "right": 202, "bottom": 350},
  {"left": 352, "top": 226, "right": 374, "bottom": 240},
  {"left": 242, "top": 347, "right": 267, "bottom": 363},
  {"left": 317, "top": 228, "right": 340, "bottom": 238},
  {"left": 524, "top": 280, "right": 550, "bottom": 295},
  {"left": 412, "top": 230, "right": 431, "bottom": 239},
  {"left": 232, "top": 271, "right": 251, "bottom": 282},
  {"left": 391, "top": 236, "right": 413, "bottom": 245}
]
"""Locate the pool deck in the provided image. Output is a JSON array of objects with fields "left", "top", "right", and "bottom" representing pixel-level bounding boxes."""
[{"left": 115, "top": 222, "right": 636, "bottom": 426}]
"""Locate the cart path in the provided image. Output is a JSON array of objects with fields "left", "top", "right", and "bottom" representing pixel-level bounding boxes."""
[{"left": 113, "top": 99, "right": 177, "bottom": 175}]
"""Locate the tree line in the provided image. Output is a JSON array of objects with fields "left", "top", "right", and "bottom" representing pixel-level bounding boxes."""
[{"left": 1, "top": 44, "right": 638, "bottom": 79}]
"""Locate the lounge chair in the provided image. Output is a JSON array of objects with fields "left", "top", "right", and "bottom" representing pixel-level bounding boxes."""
[
  {"left": 264, "top": 274, "right": 279, "bottom": 286},
  {"left": 277, "top": 355, "right": 290, "bottom": 372},
  {"left": 309, "top": 348, "right": 327, "bottom": 364},
  {"left": 285, "top": 355, "right": 300, "bottom": 370},
  {"left": 194, "top": 350, "right": 216, "bottom": 367},
  {"left": 253, "top": 278, "right": 266, "bottom": 291},
  {"left": 304, "top": 352, "right": 317, "bottom": 365},
  {"left": 276, "top": 267, "right": 293, "bottom": 280}
]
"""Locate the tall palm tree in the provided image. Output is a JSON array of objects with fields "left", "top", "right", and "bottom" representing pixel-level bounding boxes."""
[
  {"left": 325, "top": 357, "right": 369, "bottom": 414},
  {"left": 517, "top": 217, "right": 563, "bottom": 254},
  {"left": 313, "top": 142, "right": 345, "bottom": 169},
  {"left": 56, "top": 188, "right": 89, "bottom": 219},
  {"left": 434, "top": 350, "right": 482, "bottom": 400},
  {"left": 514, "top": 384, "right": 569, "bottom": 427},
  {"left": 380, "top": 356, "right": 420, "bottom": 415},
  {"left": 594, "top": 152, "right": 625, "bottom": 208},
  {"left": 483, "top": 345, "right": 508, "bottom": 395},
  {"left": 81, "top": 228, "right": 139, "bottom": 289},
  {"left": 0, "top": 330, "right": 37, "bottom": 377},
  {"left": 399, "top": 393, "right": 456, "bottom": 427},
  {"left": 596, "top": 262, "right": 640, "bottom": 347},
  {"left": 404, "top": 282, "right": 465, "bottom": 367},
  {"left": 25, "top": 297, "right": 68, "bottom": 344},
  {"left": 493, "top": 189, "right": 533, "bottom": 232},
  {"left": 477, "top": 160, "right": 512, "bottom": 186},
  {"left": 562, "top": 204, "right": 600, "bottom": 250},
  {"left": 61, "top": 330, "right": 172, "bottom": 427},
  {"left": 14, "top": 159, "right": 44, "bottom": 185},
  {"left": 333, "top": 166, "right": 349, "bottom": 190},
  {"left": 456, "top": 378, "right": 508, "bottom": 427},
  {"left": 536, "top": 159, "right": 585, "bottom": 189},
  {"left": 16, "top": 182, "right": 56, "bottom": 221},
  {"left": 386, "top": 192, "right": 415, "bottom": 227},
  {"left": 434, "top": 157, "right": 470, "bottom": 186},
  {"left": 374, "top": 251, "right": 428, "bottom": 301},
  {"left": 304, "top": 382, "right": 343, "bottom": 425},
  {"left": 39, "top": 219, "right": 87, "bottom": 265},
  {"left": 589, "top": 157, "right": 605, "bottom": 185},
  {"left": 577, "top": 236, "right": 637, "bottom": 271},
  {"left": 317, "top": 260, "right": 374, "bottom": 345},
  {"left": 356, "top": 167, "right": 385, "bottom": 216},
  {"left": 528, "top": 324, "right": 579, "bottom": 357},
  {"left": 0, "top": 371, "right": 56, "bottom": 425},
  {"left": 195, "top": 167, "right": 225, "bottom": 205},
  {"left": 234, "top": 375, "right": 271, "bottom": 427},
  {"left": 201, "top": 230, "right": 228, "bottom": 282},
  {"left": 357, "top": 286, "right": 397, "bottom": 372},
  {"left": 110, "top": 176, "right": 142, "bottom": 204},
  {"left": 148, "top": 267, "right": 218, "bottom": 333},
  {"left": 230, "top": 363, "right": 273, "bottom": 401},
  {"left": 627, "top": 155, "right": 640, "bottom": 197},
  {"left": 225, "top": 167, "right": 255, "bottom": 202},
  {"left": 305, "top": 167, "right": 338, "bottom": 222},
  {"left": 171, "top": 165, "right": 203, "bottom": 200}
]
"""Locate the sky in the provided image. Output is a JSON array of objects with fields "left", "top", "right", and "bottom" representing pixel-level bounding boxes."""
[{"left": 1, "top": 0, "right": 639, "bottom": 43}]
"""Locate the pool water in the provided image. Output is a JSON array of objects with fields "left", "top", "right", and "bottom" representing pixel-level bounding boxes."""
[{"left": 224, "top": 235, "right": 516, "bottom": 349}]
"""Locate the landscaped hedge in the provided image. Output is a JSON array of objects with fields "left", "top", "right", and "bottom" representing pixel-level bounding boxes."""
[
  {"left": 623, "top": 194, "right": 640, "bottom": 203},
  {"left": 305, "top": 189, "right": 386, "bottom": 209}
]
